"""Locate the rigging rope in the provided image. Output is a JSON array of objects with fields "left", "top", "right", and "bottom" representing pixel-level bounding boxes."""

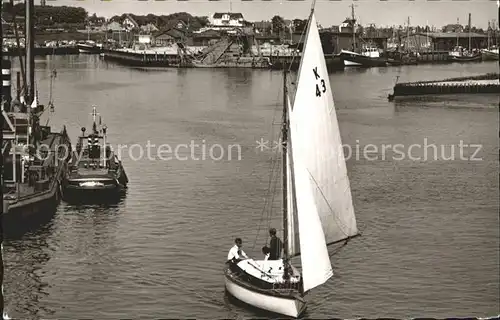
[{"left": 251, "top": 80, "right": 286, "bottom": 250}]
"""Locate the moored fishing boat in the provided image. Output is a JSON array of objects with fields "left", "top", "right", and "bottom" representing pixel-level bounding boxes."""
[
  {"left": 1, "top": 0, "right": 72, "bottom": 238},
  {"left": 223, "top": 7, "right": 359, "bottom": 318},
  {"left": 339, "top": 46, "right": 387, "bottom": 67},
  {"left": 62, "top": 106, "right": 128, "bottom": 203},
  {"left": 77, "top": 40, "right": 103, "bottom": 54},
  {"left": 481, "top": 47, "right": 499, "bottom": 61},
  {"left": 447, "top": 51, "right": 482, "bottom": 62}
]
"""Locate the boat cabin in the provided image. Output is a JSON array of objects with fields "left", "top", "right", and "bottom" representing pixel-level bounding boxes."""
[
  {"left": 71, "top": 124, "right": 119, "bottom": 174},
  {"left": 360, "top": 45, "right": 380, "bottom": 58}
]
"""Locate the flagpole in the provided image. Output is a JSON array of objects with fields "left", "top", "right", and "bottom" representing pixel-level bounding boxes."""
[{"left": 310, "top": 0, "right": 317, "bottom": 13}]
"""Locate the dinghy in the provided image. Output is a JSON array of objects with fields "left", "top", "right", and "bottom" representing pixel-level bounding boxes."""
[{"left": 224, "top": 6, "right": 359, "bottom": 318}]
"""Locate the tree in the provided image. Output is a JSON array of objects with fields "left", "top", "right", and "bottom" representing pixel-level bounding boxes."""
[
  {"left": 271, "top": 15, "right": 285, "bottom": 35},
  {"left": 293, "top": 19, "right": 307, "bottom": 33}
]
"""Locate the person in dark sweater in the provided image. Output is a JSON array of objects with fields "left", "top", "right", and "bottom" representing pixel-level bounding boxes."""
[{"left": 268, "top": 228, "right": 283, "bottom": 260}]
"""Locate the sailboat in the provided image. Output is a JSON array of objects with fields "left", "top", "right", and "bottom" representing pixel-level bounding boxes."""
[
  {"left": 481, "top": 22, "right": 499, "bottom": 61},
  {"left": 448, "top": 14, "right": 482, "bottom": 62},
  {"left": 223, "top": 8, "right": 358, "bottom": 318}
]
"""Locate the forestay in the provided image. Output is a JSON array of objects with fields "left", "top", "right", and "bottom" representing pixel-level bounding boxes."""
[
  {"left": 285, "top": 94, "right": 300, "bottom": 257},
  {"left": 288, "top": 12, "right": 358, "bottom": 252}
]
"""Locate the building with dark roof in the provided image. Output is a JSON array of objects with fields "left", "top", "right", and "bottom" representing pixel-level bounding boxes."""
[{"left": 402, "top": 32, "right": 489, "bottom": 51}]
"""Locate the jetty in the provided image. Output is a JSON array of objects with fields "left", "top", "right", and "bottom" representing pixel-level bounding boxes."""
[{"left": 388, "top": 73, "right": 499, "bottom": 100}]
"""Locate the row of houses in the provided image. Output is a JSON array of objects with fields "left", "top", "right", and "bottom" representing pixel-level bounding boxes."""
[
  {"left": 94, "top": 12, "right": 357, "bottom": 35},
  {"left": 92, "top": 13, "right": 247, "bottom": 33}
]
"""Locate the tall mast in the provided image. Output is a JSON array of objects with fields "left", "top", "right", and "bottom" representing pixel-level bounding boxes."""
[
  {"left": 0, "top": 0, "right": 5, "bottom": 316},
  {"left": 467, "top": 13, "right": 471, "bottom": 50},
  {"left": 281, "top": 70, "right": 289, "bottom": 279},
  {"left": 350, "top": 4, "right": 356, "bottom": 51},
  {"left": 91, "top": 106, "right": 98, "bottom": 133},
  {"left": 406, "top": 16, "right": 410, "bottom": 52},
  {"left": 487, "top": 21, "right": 491, "bottom": 49},
  {"left": 25, "top": 0, "right": 35, "bottom": 104},
  {"left": 456, "top": 17, "right": 459, "bottom": 47}
]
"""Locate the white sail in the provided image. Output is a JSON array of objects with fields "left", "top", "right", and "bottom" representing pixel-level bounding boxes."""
[
  {"left": 288, "top": 103, "right": 333, "bottom": 293},
  {"left": 291, "top": 12, "right": 357, "bottom": 247}
]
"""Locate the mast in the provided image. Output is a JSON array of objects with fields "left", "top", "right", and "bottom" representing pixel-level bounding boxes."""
[
  {"left": 281, "top": 70, "right": 289, "bottom": 279},
  {"left": 91, "top": 106, "right": 98, "bottom": 133},
  {"left": 0, "top": 0, "right": 4, "bottom": 316},
  {"left": 406, "top": 16, "right": 410, "bottom": 52},
  {"left": 467, "top": 13, "right": 471, "bottom": 51},
  {"left": 426, "top": 20, "right": 429, "bottom": 51},
  {"left": 456, "top": 18, "right": 459, "bottom": 48},
  {"left": 25, "top": 0, "right": 35, "bottom": 104},
  {"left": 350, "top": 4, "right": 356, "bottom": 51},
  {"left": 487, "top": 21, "right": 491, "bottom": 49}
]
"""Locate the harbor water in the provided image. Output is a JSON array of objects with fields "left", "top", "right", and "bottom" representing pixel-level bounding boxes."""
[{"left": 3, "top": 56, "right": 499, "bottom": 319}]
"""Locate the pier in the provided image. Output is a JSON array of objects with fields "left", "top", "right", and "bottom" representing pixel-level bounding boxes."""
[
  {"left": 388, "top": 73, "right": 499, "bottom": 100},
  {"left": 5, "top": 46, "right": 79, "bottom": 57},
  {"left": 101, "top": 47, "right": 350, "bottom": 71}
]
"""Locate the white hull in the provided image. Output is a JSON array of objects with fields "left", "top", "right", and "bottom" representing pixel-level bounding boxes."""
[
  {"left": 224, "top": 276, "right": 305, "bottom": 318},
  {"left": 344, "top": 60, "right": 361, "bottom": 66}
]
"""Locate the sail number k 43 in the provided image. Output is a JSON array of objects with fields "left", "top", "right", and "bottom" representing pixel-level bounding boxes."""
[{"left": 313, "top": 67, "right": 326, "bottom": 97}]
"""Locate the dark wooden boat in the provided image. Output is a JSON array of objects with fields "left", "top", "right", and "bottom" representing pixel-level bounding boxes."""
[
  {"left": 1, "top": 0, "right": 72, "bottom": 239},
  {"left": 386, "top": 52, "right": 419, "bottom": 66},
  {"left": 62, "top": 106, "right": 128, "bottom": 203}
]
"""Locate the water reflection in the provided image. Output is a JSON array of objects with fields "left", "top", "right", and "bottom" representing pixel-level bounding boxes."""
[
  {"left": 62, "top": 190, "right": 127, "bottom": 206},
  {"left": 4, "top": 225, "right": 54, "bottom": 319}
]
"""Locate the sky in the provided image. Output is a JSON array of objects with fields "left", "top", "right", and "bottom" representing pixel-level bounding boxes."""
[{"left": 33, "top": 0, "right": 499, "bottom": 29}]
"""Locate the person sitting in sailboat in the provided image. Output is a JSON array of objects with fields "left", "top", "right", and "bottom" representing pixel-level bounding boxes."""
[
  {"left": 261, "top": 245, "right": 270, "bottom": 260},
  {"left": 227, "top": 238, "right": 249, "bottom": 273}
]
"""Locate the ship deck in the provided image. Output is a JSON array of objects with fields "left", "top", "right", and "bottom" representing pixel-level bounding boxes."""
[{"left": 3, "top": 131, "right": 68, "bottom": 203}]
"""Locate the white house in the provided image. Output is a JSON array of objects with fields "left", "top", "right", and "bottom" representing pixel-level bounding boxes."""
[
  {"left": 211, "top": 13, "right": 244, "bottom": 28},
  {"left": 136, "top": 34, "right": 151, "bottom": 44}
]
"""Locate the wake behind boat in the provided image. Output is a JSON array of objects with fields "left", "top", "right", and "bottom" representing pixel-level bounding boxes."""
[
  {"left": 62, "top": 106, "right": 128, "bottom": 203},
  {"left": 223, "top": 9, "right": 358, "bottom": 318}
]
